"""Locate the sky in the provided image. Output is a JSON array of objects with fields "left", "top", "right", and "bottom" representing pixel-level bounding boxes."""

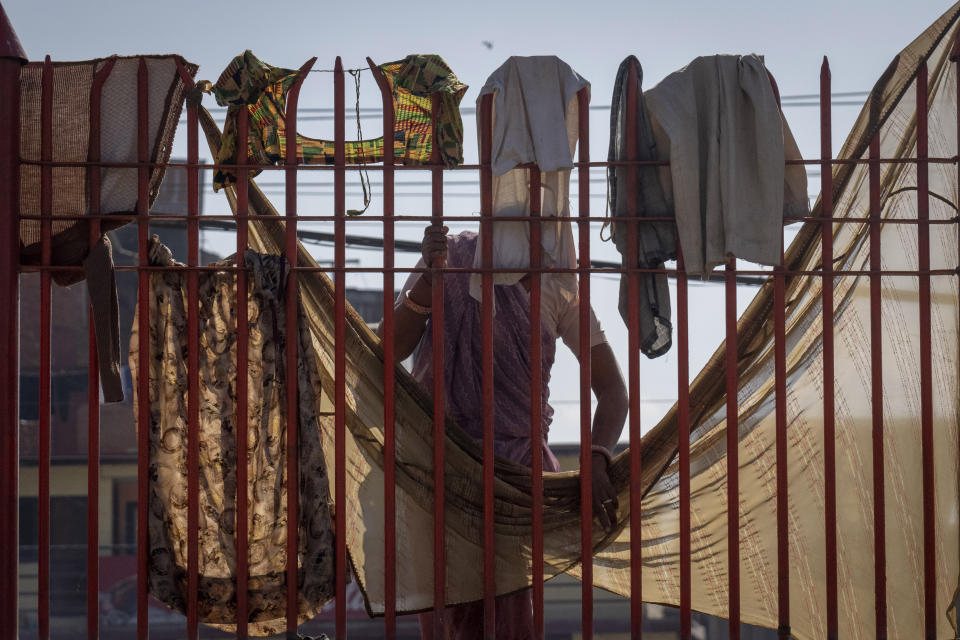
[{"left": 5, "top": 0, "right": 958, "bottom": 443}]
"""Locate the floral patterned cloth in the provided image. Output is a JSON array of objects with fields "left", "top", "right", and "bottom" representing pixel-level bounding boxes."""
[{"left": 130, "top": 237, "right": 335, "bottom": 636}]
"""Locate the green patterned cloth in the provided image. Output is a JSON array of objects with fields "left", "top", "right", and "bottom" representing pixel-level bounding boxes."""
[{"left": 211, "top": 51, "right": 467, "bottom": 192}]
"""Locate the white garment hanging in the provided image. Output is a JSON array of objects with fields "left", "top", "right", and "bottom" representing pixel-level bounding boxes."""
[{"left": 471, "top": 56, "right": 589, "bottom": 304}]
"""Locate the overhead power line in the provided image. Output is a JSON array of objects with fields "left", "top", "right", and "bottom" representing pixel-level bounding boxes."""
[
  {"left": 249, "top": 166, "right": 824, "bottom": 190},
  {"left": 196, "top": 90, "right": 869, "bottom": 114},
  {"left": 196, "top": 219, "right": 768, "bottom": 287},
  {"left": 185, "top": 90, "right": 871, "bottom": 123}
]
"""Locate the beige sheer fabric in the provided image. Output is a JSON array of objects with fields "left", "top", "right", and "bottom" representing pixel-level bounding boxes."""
[
  {"left": 189, "top": 5, "right": 960, "bottom": 634},
  {"left": 588, "top": 6, "right": 960, "bottom": 637}
]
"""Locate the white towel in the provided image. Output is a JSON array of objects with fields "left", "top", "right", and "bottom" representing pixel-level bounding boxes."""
[{"left": 471, "top": 56, "right": 589, "bottom": 304}]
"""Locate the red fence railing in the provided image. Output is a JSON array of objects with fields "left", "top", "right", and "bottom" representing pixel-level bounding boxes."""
[{"left": 1, "top": 7, "right": 958, "bottom": 640}]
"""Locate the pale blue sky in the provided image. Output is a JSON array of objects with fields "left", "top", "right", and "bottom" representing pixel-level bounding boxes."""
[{"left": 5, "top": 0, "right": 957, "bottom": 442}]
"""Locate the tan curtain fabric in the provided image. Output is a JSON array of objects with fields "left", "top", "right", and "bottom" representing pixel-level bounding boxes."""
[
  {"left": 177, "top": 5, "right": 960, "bottom": 634},
  {"left": 130, "top": 240, "right": 335, "bottom": 636}
]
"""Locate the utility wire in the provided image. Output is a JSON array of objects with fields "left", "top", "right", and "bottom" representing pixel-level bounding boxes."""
[
  {"left": 196, "top": 219, "right": 768, "bottom": 286},
  {"left": 192, "top": 100, "right": 864, "bottom": 123},
  {"left": 250, "top": 168, "right": 823, "bottom": 190},
  {"left": 196, "top": 90, "right": 869, "bottom": 113},
  {"left": 185, "top": 90, "right": 871, "bottom": 123}
]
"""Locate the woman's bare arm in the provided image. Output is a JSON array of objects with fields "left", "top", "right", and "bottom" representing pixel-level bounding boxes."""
[
  {"left": 587, "top": 341, "right": 628, "bottom": 533},
  {"left": 589, "top": 342, "right": 629, "bottom": 451},
  {"left": 378, "top": 275, "right": 432, "bottom": 362},
  {"left": 376, "top": 224, "right": 448, "bottom": 362}
]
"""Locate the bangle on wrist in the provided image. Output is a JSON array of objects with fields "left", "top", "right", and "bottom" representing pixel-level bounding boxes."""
[
  {"left": 591, "top": 444, "right": 613, "bottom": 468},
  {"left": 401, "top": 289, "right": 432, "bottom": 316}
]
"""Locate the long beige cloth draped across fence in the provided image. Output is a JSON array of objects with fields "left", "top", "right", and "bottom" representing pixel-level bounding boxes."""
[
  {"left": 177, "top": 6, "right": 960, "bottom": 636},
  {"left": 592, "top": 5, "right": 960, "bottom": 636}
]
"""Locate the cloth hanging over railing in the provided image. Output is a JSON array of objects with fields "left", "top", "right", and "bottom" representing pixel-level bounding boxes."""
[
  {"left": 469, "top": 55, "right": 586, "bottom": 306},
  {"left": 130, "top": 239, "right": 336, "bottom": 636},
  {"left": 209, "top": 51, "right": 468, "bottom": 191},
  {"left": 19, "top": 54, "right": 196, "bottom": 270},
  {"left": 606, "top": 55, "right": 674, "bottom": 358},
  {"left": 19, "top": 54, "right": 197, "bottom": 402}
]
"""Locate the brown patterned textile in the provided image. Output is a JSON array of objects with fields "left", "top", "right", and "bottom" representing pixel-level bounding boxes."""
[{"left": 130, "top": 238, "right": 335, "bottom": 636}]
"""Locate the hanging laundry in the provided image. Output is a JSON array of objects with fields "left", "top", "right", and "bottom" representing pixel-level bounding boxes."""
[
  {"left": 643, "top": 54, "right": 809, "bottom": 277},
  {"left": 192, "top": 29, "right": 960, "bottom": 630},
  {"left": 18, "top": 54, "right": 197, "bottom": 402},
  {"left": 210, "top": 51, "right": 468, "bottom": 191},
  {"left": 129, "top": 237, "right": 335, "bottom": 635},
  {"left": 471, "top": 55, "right": 588, "bottom": 304},
  {"left": 606, "top": 56, "right": 674, "bottom": 358}
]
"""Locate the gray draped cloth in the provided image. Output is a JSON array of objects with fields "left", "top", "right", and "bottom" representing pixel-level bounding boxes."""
[
  {"left": 643, "top": 54, "right": 810, "bottom": 277},
  {"left": 607, "top": 55, "right": 674, "bottom": 358},
  {"left": 130, "top": 237, "right": 335, "bottom": 636},
  {"left": 18, "top": 55, "right": 198, "bottom": 402}
]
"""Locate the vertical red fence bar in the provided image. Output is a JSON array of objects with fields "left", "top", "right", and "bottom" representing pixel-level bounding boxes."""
[
  {"left": 576, "top": 87, "right": 593, "bottom": 640},
  {"left": 868, "top": 132, "right": 885, "bottom": 640},
  {"left": 955, "top": 43, "right": 960, "bottom": 640},
  {"left": 285, "top": 112, "right": 301, "bottom": 635},
  {"left": 174, "top": 59, "right": 202, "bottom": 640},
  {"left": 235, "top": 105, "right": 251, "bottom": 640},
  {"left": 285, "top": 56, "right": 316, "bottom": 634},
  {"left": 38, "top": 54, "right": 52, "bottom": 640},
  {"left": 0, "top": 10, "right": 25, "bottom": 640},
  {"left": 135, "top": 56, "right": 151, "bottom": 640},
  {"left": 429, "top": 91, "right": 449, "bottom": 640},
  {"left": 819, "top": 56, "right": 839, "bottom": 640},
  {"left": 915, "top": 61, "right": 936, "bottom": 640},
  {"left": 676, "top": 243, "right": 691, "bottom": 640},
  {"left": 724, "top": 256, "right": 739, "bottom": 640},
  {"left": 774, "top": 234, "right": 789, "bottom": 640},
  {"left": 333, "top": 56, "right": 348, "bottom": 640},
  {"left": 368, "top": 56, "right": 398, "bottom": 640},
  {"left": 769, "top": 74, "right": 790, "bottom": 640},
  {"left": 623, "top": 58, "right": 646, "bottom": 640},
  {"left": 479, "top": 93, "right": 495, "bottom": 640},
  {"left": 86, "top": 119, "right": 101, "bottom": 640},
  {"left": 528, "top": 165, "right": 544, "bottom": 640},
  {"left": 87, "top": 56, "right": 115, "bottom": 640}
]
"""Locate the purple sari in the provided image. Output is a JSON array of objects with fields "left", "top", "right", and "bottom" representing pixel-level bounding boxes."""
[{"left": 413, "top": 231, "right": 560, "bottom": 639}]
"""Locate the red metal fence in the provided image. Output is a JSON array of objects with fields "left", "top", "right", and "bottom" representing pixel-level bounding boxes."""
[{"left": 0, "top": 6, "right": 956, "bottom": 640}]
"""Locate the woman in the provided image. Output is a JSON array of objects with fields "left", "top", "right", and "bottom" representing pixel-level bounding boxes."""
[{"left": 380, "top": 224, "right": 628, "bottom": 640}]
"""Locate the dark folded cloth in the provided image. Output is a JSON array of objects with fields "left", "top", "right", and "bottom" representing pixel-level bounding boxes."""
[
  {"left": 607, "top": 55, "right": 673, "bottom": 358},
  {"left": 83, "top": 234, "right": 123, "bottom": 402}
]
